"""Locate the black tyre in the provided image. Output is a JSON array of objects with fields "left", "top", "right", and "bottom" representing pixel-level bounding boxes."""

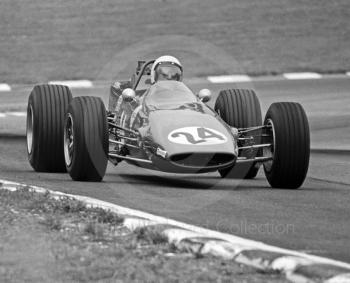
[
  {"left": 263, "top": 102, "right": 310, "bottom": 189},
  {"left": 214, "top": 89, "right": 262, "bottom": 179},
  {"left": 27, "top": 84, "right": 72, "bottom": 172},
  {"left": 64, "top": 96, "right": 108, "bottom": 181}
]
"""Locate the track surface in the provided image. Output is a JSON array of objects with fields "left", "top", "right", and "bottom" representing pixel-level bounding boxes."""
[{"left": 0, "top": 78, "right": 349, "bottom": 262}]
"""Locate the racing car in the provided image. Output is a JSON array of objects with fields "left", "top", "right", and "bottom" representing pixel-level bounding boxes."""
[{"left": 26, "top": 56, "right": 310, "bottom": 189}]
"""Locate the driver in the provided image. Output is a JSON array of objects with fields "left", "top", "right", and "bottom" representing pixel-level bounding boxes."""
[
  {"left": 150, "top": 55, "right": 183, "bottom": 84},
  {"left": 109, "top": 55, "right": 183, "bottom": 111}
]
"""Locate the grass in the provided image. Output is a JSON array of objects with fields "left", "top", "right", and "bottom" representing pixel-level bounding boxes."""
[
  {"left": 0, "top": 187, "right": 289, "bottom": 282},
  {"left": 1, "top": 187, "right": 123, "bottom": 224},
  {"left": 0, "top": 0, "right": 349, "bottom": 83},
  {"left": 135, "top": 226, "right": 169, "bottom": 245}
]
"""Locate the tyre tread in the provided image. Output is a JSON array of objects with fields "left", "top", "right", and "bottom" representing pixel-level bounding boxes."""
[
  {"left": 264, "top": 102, "right": 310, "bottom": 188},
  {"left": 27, "top": 84, "right": 72, "bottom": 172},
  {"left": 214, "top": 89, "right": 262, "bottom": 179},
  {"left": 65, "top": 96, "right": 108, "bottom": 182}
]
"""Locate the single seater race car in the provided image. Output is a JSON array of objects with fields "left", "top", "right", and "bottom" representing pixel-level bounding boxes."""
[{"left": 26, "top": 57, "right": 310, "bottom": 189}]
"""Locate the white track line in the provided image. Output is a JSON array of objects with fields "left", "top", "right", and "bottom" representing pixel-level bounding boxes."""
[
  {"left": 0, "top": 84, "right": 11, "bottom": 92},
  {"left": 7, "top": 112, "right": 26, "bottom": 117},
  {"left": 283, "top": 72, "right": 322, "bottom": 80},
  {"left": 1, "top": 178, "right": 350, "bottom": 271},
  {"left": 48, "top": 80, "right": 93, "bottom": 88},
  {"left": 1, "top": 73, "right": 348, "bottom": 92},
  {"left": 0, "top": 112, "right": 27, "bottom": 118},
  {"left": 207, "top": 75, "right": 252, "bottom": 83}
]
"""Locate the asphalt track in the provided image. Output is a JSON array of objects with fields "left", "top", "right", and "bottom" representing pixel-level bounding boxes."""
[{"left": 0, "top": 77, "right": 349, "bottom": 262}]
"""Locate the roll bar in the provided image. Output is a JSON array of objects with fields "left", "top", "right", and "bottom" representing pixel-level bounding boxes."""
[{"left": 133, "top": 60, "right": 155, "bottom": 90}]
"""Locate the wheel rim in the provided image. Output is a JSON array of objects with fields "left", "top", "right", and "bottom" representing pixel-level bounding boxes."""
[
  {"left": 263, "top": 118, "right": 275, "bottom": 172},
  {"left": 26, "top": 105, "right": 34, "bottom": 154},
  {"left": 64, "top": 114, "right": 74, "bottom": 167}
]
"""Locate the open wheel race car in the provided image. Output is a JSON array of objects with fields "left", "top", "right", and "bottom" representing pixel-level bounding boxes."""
[{"left": 26, "top": 59, "right": 310, "bottom": 189}]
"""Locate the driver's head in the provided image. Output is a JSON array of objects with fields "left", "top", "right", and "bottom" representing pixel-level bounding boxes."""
[{"left": 151, "top": 55, "right": 183, "bottom": 84}]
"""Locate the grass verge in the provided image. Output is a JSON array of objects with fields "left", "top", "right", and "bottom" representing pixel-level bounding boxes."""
[{"left": 0, "top": 187, "right": 289, "bottom": 282}]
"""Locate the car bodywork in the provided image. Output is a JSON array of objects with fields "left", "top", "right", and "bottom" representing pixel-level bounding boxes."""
[{"left": 107, "top": 60, "right": 270, "bottom": 174}]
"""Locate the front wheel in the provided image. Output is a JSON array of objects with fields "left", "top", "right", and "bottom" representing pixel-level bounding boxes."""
[
  {"left": 263, "top": 102, "right": 310, "bottom": 189},
  {"left": 214, "top": 89, "right": 262, "bottom": 179},
  {"left": 27, "top": 84, "right": 72, "bottom": 172},
  {"left": 64, "top": 96, "right": 108, "bottom": 182}
]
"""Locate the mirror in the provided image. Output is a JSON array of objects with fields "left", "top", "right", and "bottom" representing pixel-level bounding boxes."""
[
  {"left": 122, "top": 88, "right": 136, "bottom": 102},
  {"left": 198, "top": 89, "right": 212, "bottom": 102}
]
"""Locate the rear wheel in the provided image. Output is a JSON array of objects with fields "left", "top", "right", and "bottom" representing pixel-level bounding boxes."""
[
  {"left": 214, "top": 89, "right": 262, "bottom": 179},
  {"left": 27, "top": 84, "right": 72, "bottom": 172},
  {"left": 64, "top": 96, "right": 108, "bottom": 181},
  {"left": 263, "top": 102, "right": 310, "bottom": 189}
]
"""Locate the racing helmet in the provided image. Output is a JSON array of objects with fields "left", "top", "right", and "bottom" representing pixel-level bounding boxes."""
[{"left": 150, "top": 55, "right": 183, "bottom": 84}]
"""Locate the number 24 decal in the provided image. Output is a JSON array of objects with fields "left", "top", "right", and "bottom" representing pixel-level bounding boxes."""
[{"left": 168, "top": 127, "right": 227, "bottom": 145}]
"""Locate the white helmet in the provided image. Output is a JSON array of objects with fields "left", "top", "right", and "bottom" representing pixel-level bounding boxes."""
[{"left": 150, "top": 55, "right": 183, "bottom": 84}]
